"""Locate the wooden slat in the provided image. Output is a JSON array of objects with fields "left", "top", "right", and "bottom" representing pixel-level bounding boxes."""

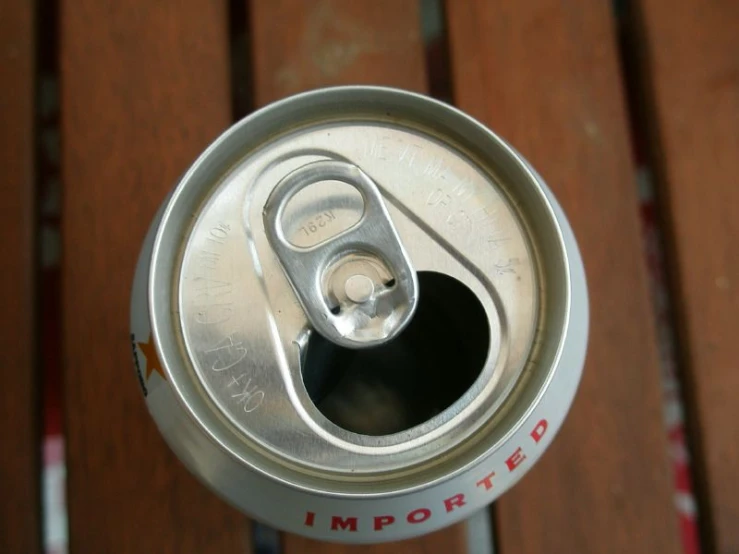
[
  {"left": 0, "top": 1, "right": 41, "bottom": 552},
  {"left": 250, "top": 1, "right": 467, "bottom": 552},
  {"left": 631, "top": 1, "right": 739, "bottom": 552},
  {"left": 61, "top": 2, "right": 249, "bottom": 553},
  {"left": 447, "top": 2, "right": 682, "bottom": 553},
  {"left": 251, "top": 0, "right": 427, "bottom": 105}
]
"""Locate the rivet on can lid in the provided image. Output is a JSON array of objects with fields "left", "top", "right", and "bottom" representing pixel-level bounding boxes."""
[{"left": 344, "top": 274, "right": 375, "bottom": 304}]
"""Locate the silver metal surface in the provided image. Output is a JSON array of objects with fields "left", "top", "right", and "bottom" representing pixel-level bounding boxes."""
[
  {"left": 175, "top": 119, "right": 536, "bottom": 475},
  {"left": 263, "top": 159, "right": 418, "bottom": 348},
  {"left": 133, "top": 86, "right": 589, "bottom": 542},
  {"left": 466, "top": 509, "right": 495, "bottom": 554}
]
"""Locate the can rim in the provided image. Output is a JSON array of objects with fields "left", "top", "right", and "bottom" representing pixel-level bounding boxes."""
[{"left": 148, "top": 85, "right": 586, "bottom": 499}]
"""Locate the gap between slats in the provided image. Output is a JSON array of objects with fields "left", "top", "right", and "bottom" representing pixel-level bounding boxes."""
[{"left": 615, "top": 2, "right": 703, "bottom": 553}]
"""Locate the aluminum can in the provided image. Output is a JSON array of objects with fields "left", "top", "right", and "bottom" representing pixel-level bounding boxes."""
[{"left": 130, "top": 86, "right": 588, "bottom": 543}]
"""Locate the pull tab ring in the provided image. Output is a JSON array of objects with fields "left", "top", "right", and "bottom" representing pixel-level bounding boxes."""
[{"left": 263, "top": 160, "right": 418, "bottom": 348}]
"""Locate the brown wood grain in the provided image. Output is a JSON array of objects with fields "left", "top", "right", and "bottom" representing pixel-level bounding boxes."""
[
  {"left": 251, "top": 0, "right": 427, "bottom": 106},
  {"left": 446, "top": 2, "right": 682, "bottom": 553},
  {"left": 60, "top": 2, "right": 250, "bottom": 552},
  {"left": 631, "top": 1, "right": 739, "bottom": 552},
  {"left": 0, "top": 1, "right": 41, "bottom": 552},
  {"left": 251, "top": 0, "right": 468, "bottom": 552}
]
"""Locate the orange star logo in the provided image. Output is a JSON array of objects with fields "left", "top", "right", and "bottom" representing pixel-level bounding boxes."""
[{"left": 137, "top": 335, "right": 166, "bottom": 381}]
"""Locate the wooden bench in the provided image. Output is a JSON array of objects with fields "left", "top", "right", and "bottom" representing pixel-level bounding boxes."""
[{"left": 2, "top": 0, "right": 736, "bottom": 552}]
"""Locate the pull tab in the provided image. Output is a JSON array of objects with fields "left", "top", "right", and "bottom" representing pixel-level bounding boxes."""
[{"left": 263, "top": 160, "right": 418, "bottom": 349}]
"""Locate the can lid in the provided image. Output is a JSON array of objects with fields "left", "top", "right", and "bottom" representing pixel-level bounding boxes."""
[{"left": 150, "top": 87, "right": 573, "bottom": 496}]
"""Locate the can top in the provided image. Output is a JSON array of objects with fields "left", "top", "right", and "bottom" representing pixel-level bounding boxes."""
[{"left": 149, "top": 87, "right": 571, "bottom": 496}]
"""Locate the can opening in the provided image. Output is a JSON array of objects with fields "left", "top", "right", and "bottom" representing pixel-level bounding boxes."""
[{"left": 301, "top": 271, "right": 490, "bottom": 436}]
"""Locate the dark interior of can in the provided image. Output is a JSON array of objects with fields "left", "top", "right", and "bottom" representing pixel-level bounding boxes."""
[{"left": 301, "top": 271, "right": 489, "bottom": 436}]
